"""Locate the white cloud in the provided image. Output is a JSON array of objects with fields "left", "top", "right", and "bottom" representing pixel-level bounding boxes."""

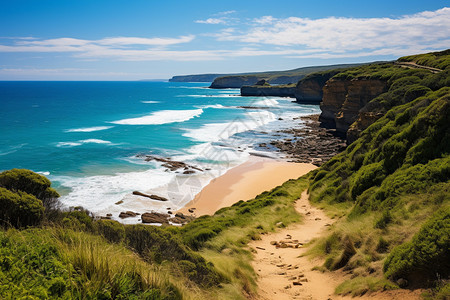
[
  {"left": 96, "top": 35, "right": 194, "bottom": 46},
  {"left": 0, "top": 8, "right": 448, "bottom": 62},
  {"left": 253, "top": 16, "right": 276, "bottom": 25},
  {"left": 219, "top": 8, "right": 450, "bottom": 55},
  {"left": 216, "top": 10, "right": 236, "bottom": 16},
  {"left": 195, "top": 18, "right": 227, "bottom": 24}
]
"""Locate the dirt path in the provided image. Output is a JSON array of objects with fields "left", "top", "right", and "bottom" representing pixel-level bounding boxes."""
[
  {"left": 394, "top": 61, "right": 442, "bottom": 73},
  {"left": 249, "top": 191, "right": 422, "bottom": 300}
]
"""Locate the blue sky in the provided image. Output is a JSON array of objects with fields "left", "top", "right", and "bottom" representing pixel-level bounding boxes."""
[{"left": 0, "top": 0, "right": 449, "bottom": 80}]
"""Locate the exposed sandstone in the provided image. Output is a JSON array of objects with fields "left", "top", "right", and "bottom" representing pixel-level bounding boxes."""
[
  {"left": 335, "top": 79, "right": 388, "bottom": 134},
  {"left": 295, "top": 71, "right": 340, "bottom": 104},
  {"left": 319, "top": 78, "right": 387, "bottom": 138}
]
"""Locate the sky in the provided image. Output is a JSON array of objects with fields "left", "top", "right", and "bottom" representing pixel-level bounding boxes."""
[{"left": 0, "top": 0, "right": 449, "bottom": 80}]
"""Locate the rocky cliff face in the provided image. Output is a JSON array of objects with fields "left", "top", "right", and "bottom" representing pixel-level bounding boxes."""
[
  {"left": 319, "top": 78, "right": 388, "bottom": 137},
  {"left": 295, "top": 71, "right": 339, "bottom": 104},
  {"left": 210, "top": 76, "right": 261, "bottom": 88},
  {"left": 210, "top": 75, "right": 305, "bottom": 88},
  {"left": 240, "top": 85, "right": 296, "bottom": 97}
]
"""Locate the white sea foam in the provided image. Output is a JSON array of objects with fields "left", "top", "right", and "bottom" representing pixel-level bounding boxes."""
[
  {"left": 56, "top": 142, "right": 82, "bottom": 147},
  {"left": 55, "top": 165, "right": 228, "bottom": 222},
  {"left": 79, "top": 139, "right": 112, "bottom": 144},
  {"left": 65, "top": 126, "right": 113, "bottom": 133},
  {"left": 196, "top": 104, "right": 225, "bottom": 109},
  {"left": 55, "top": 169, "right": 175, "bottom": 213},
  {"left": 183, "top": 111, "right": 276, "bottom": 142},
  {"left": 141, "top": 100, "right": 160, "bottom": 104},
  {"left": 111, "top": 109, "right": 203, "bottom": 125},
  {"left": 56, "top": 139, "right": 113, "bottom": 147},
  {"left": 251, "top": 98, "right": 280, "bottom": 107}
]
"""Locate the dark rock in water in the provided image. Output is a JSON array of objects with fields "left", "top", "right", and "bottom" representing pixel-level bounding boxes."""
[
  {"left": 119, "top": 211, "right": 137, "bottom": 218},
  {"left": 101, "top": 216, "right": 111, "bottom": 220},
  {"left": 188, "top": 208, "right": 195, "bottom": 213},
  {"left": 115, "top": 200, "right": 124, "bottom": 205},
  {"left": 183, "top": 170, "right": 195, "bottom": 175},
  {"left": 167, "top": 211, "right": 172, "bottom": 214},
  {"left": 141, "top": 212, "right": 170, "bottom": 224},
  {"left": 132, "top": 191, "right": 168, "bottom": 201},
  {"left": 106, "top": 213, "right": 112, "bottom": 217},
  {"left": 142, "top": 155, "right": 204, "bottom": 172}
]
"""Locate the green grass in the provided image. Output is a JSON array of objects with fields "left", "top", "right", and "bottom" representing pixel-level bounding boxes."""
[
  {"left": 0, "top": 227, "right": 184, "bottom": 299},
  {"left": 304, "top": 49, "right": 450, "bottom": 296}
]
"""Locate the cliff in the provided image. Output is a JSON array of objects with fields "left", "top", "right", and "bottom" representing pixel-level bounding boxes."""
[
  {"left": 240, "top": 83, "right": 296, "bottom": 97},
  {"left": 208, "top": 63, "right": 365, "bottom": 88},
  {"left": 295, "top": 70, "right": 342, "bottom": 104},
  {"left": 319, "top": 78, "right": 388, "bottom": 136},
  {"left": 169, "top": 74, "right": 227, "bottom": 82}
]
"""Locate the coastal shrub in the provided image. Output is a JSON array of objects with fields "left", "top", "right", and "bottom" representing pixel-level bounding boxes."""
[
  {"left": 331, "top": 236, "right": 357, "bottom": 270},
  {"left": 96, "top": 219, "right": 125, "bottom": 243},
  {"left": 383, "top": 209, "right": 450, "bottom": 282},
  {"left": 124, "top": 224, "right": 222, "bottom": 286},
  {"left": 0, "top": 169, "right": 60, "bottom": 210},
  {"left": 0, "top": 228, "right": 181, "bottom": 299},
  {"left": 350, "top": 162, "right": 385, "bottom": 199},
  {"left": 61, "top": 208, "right": 94, "bottom": 231},
  {"left": 376, "top": 237, "right": 390, "bottom": 253},
  {"left": 374, "top": 210, "right": 392, "bottom": 229},
  {"left": 0, "top": 187, "right": 44, "bottom": 228}
]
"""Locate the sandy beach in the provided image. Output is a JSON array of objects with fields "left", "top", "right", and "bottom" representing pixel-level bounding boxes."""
[{"left": 178, "top": 156, "right": 317, "bottom": 216}]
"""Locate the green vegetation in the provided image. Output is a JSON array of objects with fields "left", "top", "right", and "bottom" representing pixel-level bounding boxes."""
[
  {"left": 307, "top": 50, "right": 449, "bottom": 296},
  {"left": 208, "top": 63, "right": 367, "bottom": 87},
  {"left": 398, "top": 49, "right": 450, "bottom": 70},
  {"left": 1, "top": 50, "right": 449, "bottom": 299},
  {"left": 0, "top": 167, "right": 310, "bottom": 299}
]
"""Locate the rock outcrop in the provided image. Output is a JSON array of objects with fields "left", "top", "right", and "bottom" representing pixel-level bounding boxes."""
[
  {"left": 240, "top": 84, "right": 296, "bottom": 97},
  {"left": 141, "top": 212, "right": 170, "bottom": 224},
  {"left": 319, "top": 78, "right": 388, "bottom": 136},
  {"left": 295, "top": 71, "right": 340, "bottom": 104}
]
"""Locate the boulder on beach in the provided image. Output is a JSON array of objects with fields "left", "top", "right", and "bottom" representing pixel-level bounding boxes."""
[
  {"left": 119, "top": 211, "right": 137, "bottom": 218},
  {"left": 132, "top": 191, "right": 168, "bottom": 201},
  {"left": 169, "top": 212, "right": 195, "bottom": 224},
  {"left": 141, "top": 212, "right": 170, "bottom": 224}
]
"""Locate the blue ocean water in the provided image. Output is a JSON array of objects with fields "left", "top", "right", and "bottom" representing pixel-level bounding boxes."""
[{"left": 0, "top": 81, "right": 319, "bottom": 221}]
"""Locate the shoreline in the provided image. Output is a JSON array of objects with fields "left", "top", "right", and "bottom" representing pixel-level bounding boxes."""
[{"left": 178, "top": 156, "right": 317, "bottom": 216}]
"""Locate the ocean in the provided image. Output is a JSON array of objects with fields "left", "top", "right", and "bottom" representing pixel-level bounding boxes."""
[{"left": 0, "top": 81, "right": 320, "bottom": 222}]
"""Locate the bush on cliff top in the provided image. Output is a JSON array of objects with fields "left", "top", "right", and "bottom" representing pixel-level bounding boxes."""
[
  {"left": 383, "top": 208, "right": 450, "bottom": 282},
  {"left": 0, "top": 168, "right": 59, "bottom": 209},
  {"left": 0, "top": 187, "right": 44, "bottom": 228}
]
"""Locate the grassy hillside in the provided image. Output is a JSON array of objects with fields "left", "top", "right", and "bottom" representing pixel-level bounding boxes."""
[
  {"left": 0, "top": 168, "right": 311, "bottom": 299},
  {"left": 307, "top": 50, "right": 449, "bottom": 297},
  {"left": 0, "top": 50, "right": 448, "bottom": 299},
  {"left": 169, "top": 63, "right": 365, "bottom": 84}
]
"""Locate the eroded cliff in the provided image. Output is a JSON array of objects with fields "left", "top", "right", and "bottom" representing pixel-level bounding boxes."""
[{"left": 319, "top": 78, "right": 388, "bottom": 136}]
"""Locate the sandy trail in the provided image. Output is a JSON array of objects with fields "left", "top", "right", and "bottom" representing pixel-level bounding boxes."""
[
  {"left": 250, "top": 190, "right": 344, "bottom": 300},
  {"left": 249, "top": 191, "right": 422, "bottom": 300}
]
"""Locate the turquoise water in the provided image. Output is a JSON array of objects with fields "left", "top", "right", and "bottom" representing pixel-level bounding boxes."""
[{"left": 0, "top": 81, "right": 320, "bottom": 220}]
